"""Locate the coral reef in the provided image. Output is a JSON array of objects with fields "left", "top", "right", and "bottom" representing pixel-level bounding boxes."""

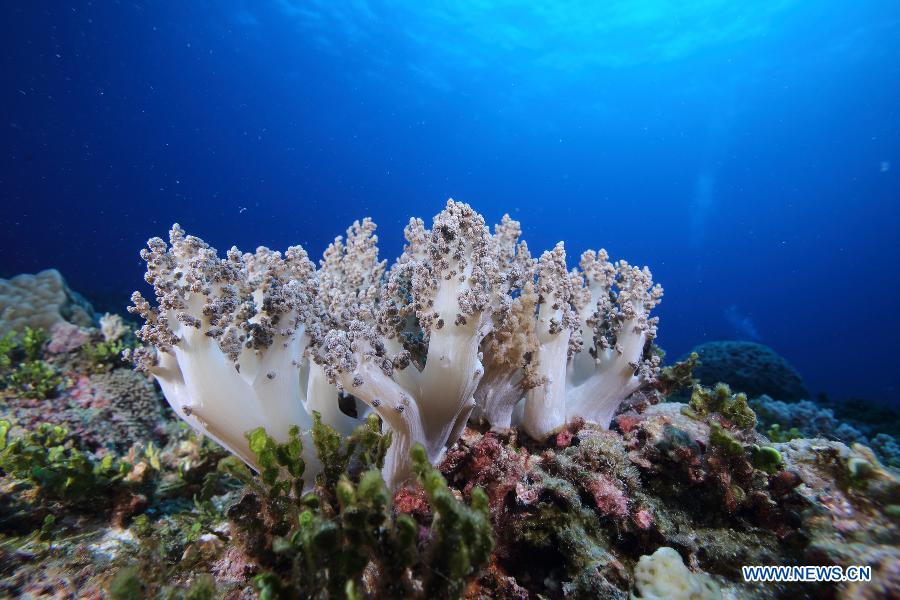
[
  {"left": 752, "top": 396, "right": 900, "bottom": 468},
  {"left": 1, "top": 324, "right": 164, "bottom": 452},
  {"left": 128, "top": 201, "right": 662, "bottom": 490},
  {"left": 0, "top": 269, "right": 95, "bottom": 335},
  {"left": 2, "top": 366, "right": 898, "bottom": 598},
  {"left": 690, "top": 340, "right": 809, "bottom": 401},
  {"left": 1, "top": 258, "right": 897, "bottom": 599}
]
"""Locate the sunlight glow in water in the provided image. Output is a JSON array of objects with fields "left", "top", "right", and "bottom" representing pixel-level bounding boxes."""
[{"left": 274, "top": 0, "right": 797, "bottom": 74}]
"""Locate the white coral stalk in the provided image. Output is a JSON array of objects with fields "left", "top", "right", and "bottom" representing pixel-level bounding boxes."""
[
  {"left": 566, "top": 256, "right": 663, "bottom": 428},
  {"left": 472, "top": 217, "right": 539, "bottom": 430},
  {"left": 314, "top": 200, "right": 509, "bottom": 486},
  {"left": 129, "top": 227, "right": 325, "bottom": 486},
  {"left": 484, "top": 245, "right": 663, "bottom": 439},
  {"left": 473, "top": 282, "right": 540, "bottom": 429},
  {"left": 316, "top": 320, "right": 426, "bottom": 490},
  {"left": 522, "top": 243, "right": 579, "bottom": 439}
]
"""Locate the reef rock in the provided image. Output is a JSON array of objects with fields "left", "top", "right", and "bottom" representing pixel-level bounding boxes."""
[
  {"left": 0, "top": 269, "right": 95, "bottom": 335},
  {"left": 47, "top": 321, "right": 93, "bottom": 354},
  {"left": 5, "top": 368, "right": 165, "bottom": 452},
  {"left": 690, "top": 341, "right": 809, "bottom": 401}
]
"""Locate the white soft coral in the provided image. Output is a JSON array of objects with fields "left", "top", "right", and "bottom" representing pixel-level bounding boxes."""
[
  {"left": 128, "top": 226, "right": 324, "bottom": 482},
  {"left": 313, "top": 200, "right": 514, "bottom": 487},
  {"left": 130, "top": 201, "right": 664, "bottom": 490},
  {"left": 131, "top": 201, "right": 520, "bottom": 489},
  {"left": 480, "top": 244, "right": 663, "bottom": 439},
  {"left": 564, "top": 251, "right": 663, "bottom": 430}
]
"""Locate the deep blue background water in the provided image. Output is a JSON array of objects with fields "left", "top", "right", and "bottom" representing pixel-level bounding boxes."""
[{"left": 2, "top": 1, "right": 899, "bottom": 403}]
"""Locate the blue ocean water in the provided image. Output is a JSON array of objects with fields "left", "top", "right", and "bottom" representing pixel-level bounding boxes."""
[{"left": 1, "top": 1, "right": 898, "bottom": 404}]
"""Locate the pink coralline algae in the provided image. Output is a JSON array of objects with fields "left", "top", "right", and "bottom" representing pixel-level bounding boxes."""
[
  {"left": 632, "top": 508, "right": 653, "bottom": 530},
  {"left": 441, "top": 430, "right": 530, "bottom": 523},
  {"left": 47, "top": 322, "right": 91, "bottom": 354},
  {"left": 584, "top": 473, "right": 629, "bottom": 518}
]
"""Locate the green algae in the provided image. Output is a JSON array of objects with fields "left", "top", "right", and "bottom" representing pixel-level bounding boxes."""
[
  {"left": 4, "top": 360, "right": 64, "bottom": 399},
  {"left": 685, "top": 382, "right": 757, "bottom": 430},
  {"left": 750, "top": 444, "right": 783, "bottom": 474},
  {"left": 312, "top": 411, "right": 391, "bottom": 491},
  {"left": 21, "top": 327, "right": 48, "bottom": 361},
  {"left": 411, "top": 444, "right": 494, "bottom": 599},
  {"left": 657, "top": 351, "right": 700, "bottom": 396},
  {"left": 0, "top": 327, "right": 50, "bottom": 373},
  {"left": 0, "top": 331, "right": 18, "bottom": 370},
  {"left": 229, "top": 419, "right": 492, "bottom": 600},
  {"left": 0, "top": 420, "right": 131, "bottom": 505},
  {"left": 83, "top": 338, "right": 132, "bottom": 372},
  {"left": 847, "top": 456, "right": 876, "bottom": 482},
  {"left": 709, "top": 422, "right": 744, "bottom": 458},
  {"left": 765, "top": 423, "right": 803, "bottom": 443}
]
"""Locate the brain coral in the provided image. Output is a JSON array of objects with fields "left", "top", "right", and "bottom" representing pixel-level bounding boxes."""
[
  {"left": 0, "top": 269, "right": 95, "bottom": 335},
  {"left": 690, "top": 341, "right": 808, "bottom": 401}
]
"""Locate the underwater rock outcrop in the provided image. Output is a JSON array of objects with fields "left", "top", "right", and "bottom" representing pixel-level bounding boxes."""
[
  {"left": 0, "top": 269, "right": 95, "bottom": 336},
  {"left": 690, "top": 340, "right": 809, "bottom": 401},
  {"left": 128, "top": 200, "right": 663, "bottom": 489},
  {"left": 753, "top": 395, "right": 900, "bottom": 468}
]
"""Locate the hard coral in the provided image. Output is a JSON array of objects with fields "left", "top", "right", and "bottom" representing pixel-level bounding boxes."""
[
  {"left": 690, "top": 340, "right": 808, "bottom": 401},
  {"left": 632, "top": 546, "right": 721, "bottom": 600},
  {"left": 752, "top": 395, "right": 900, "bottom": 467},
  {"left": 0, "top": 269, "right": 95, "bottom": 336},
  {"left": 89, "top": 369, "right": 165, "bottom": 446}
]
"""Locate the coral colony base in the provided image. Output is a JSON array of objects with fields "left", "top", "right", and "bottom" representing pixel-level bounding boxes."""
[{"left": 128, "top": 200, "right": 662, "bottom": 490}]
